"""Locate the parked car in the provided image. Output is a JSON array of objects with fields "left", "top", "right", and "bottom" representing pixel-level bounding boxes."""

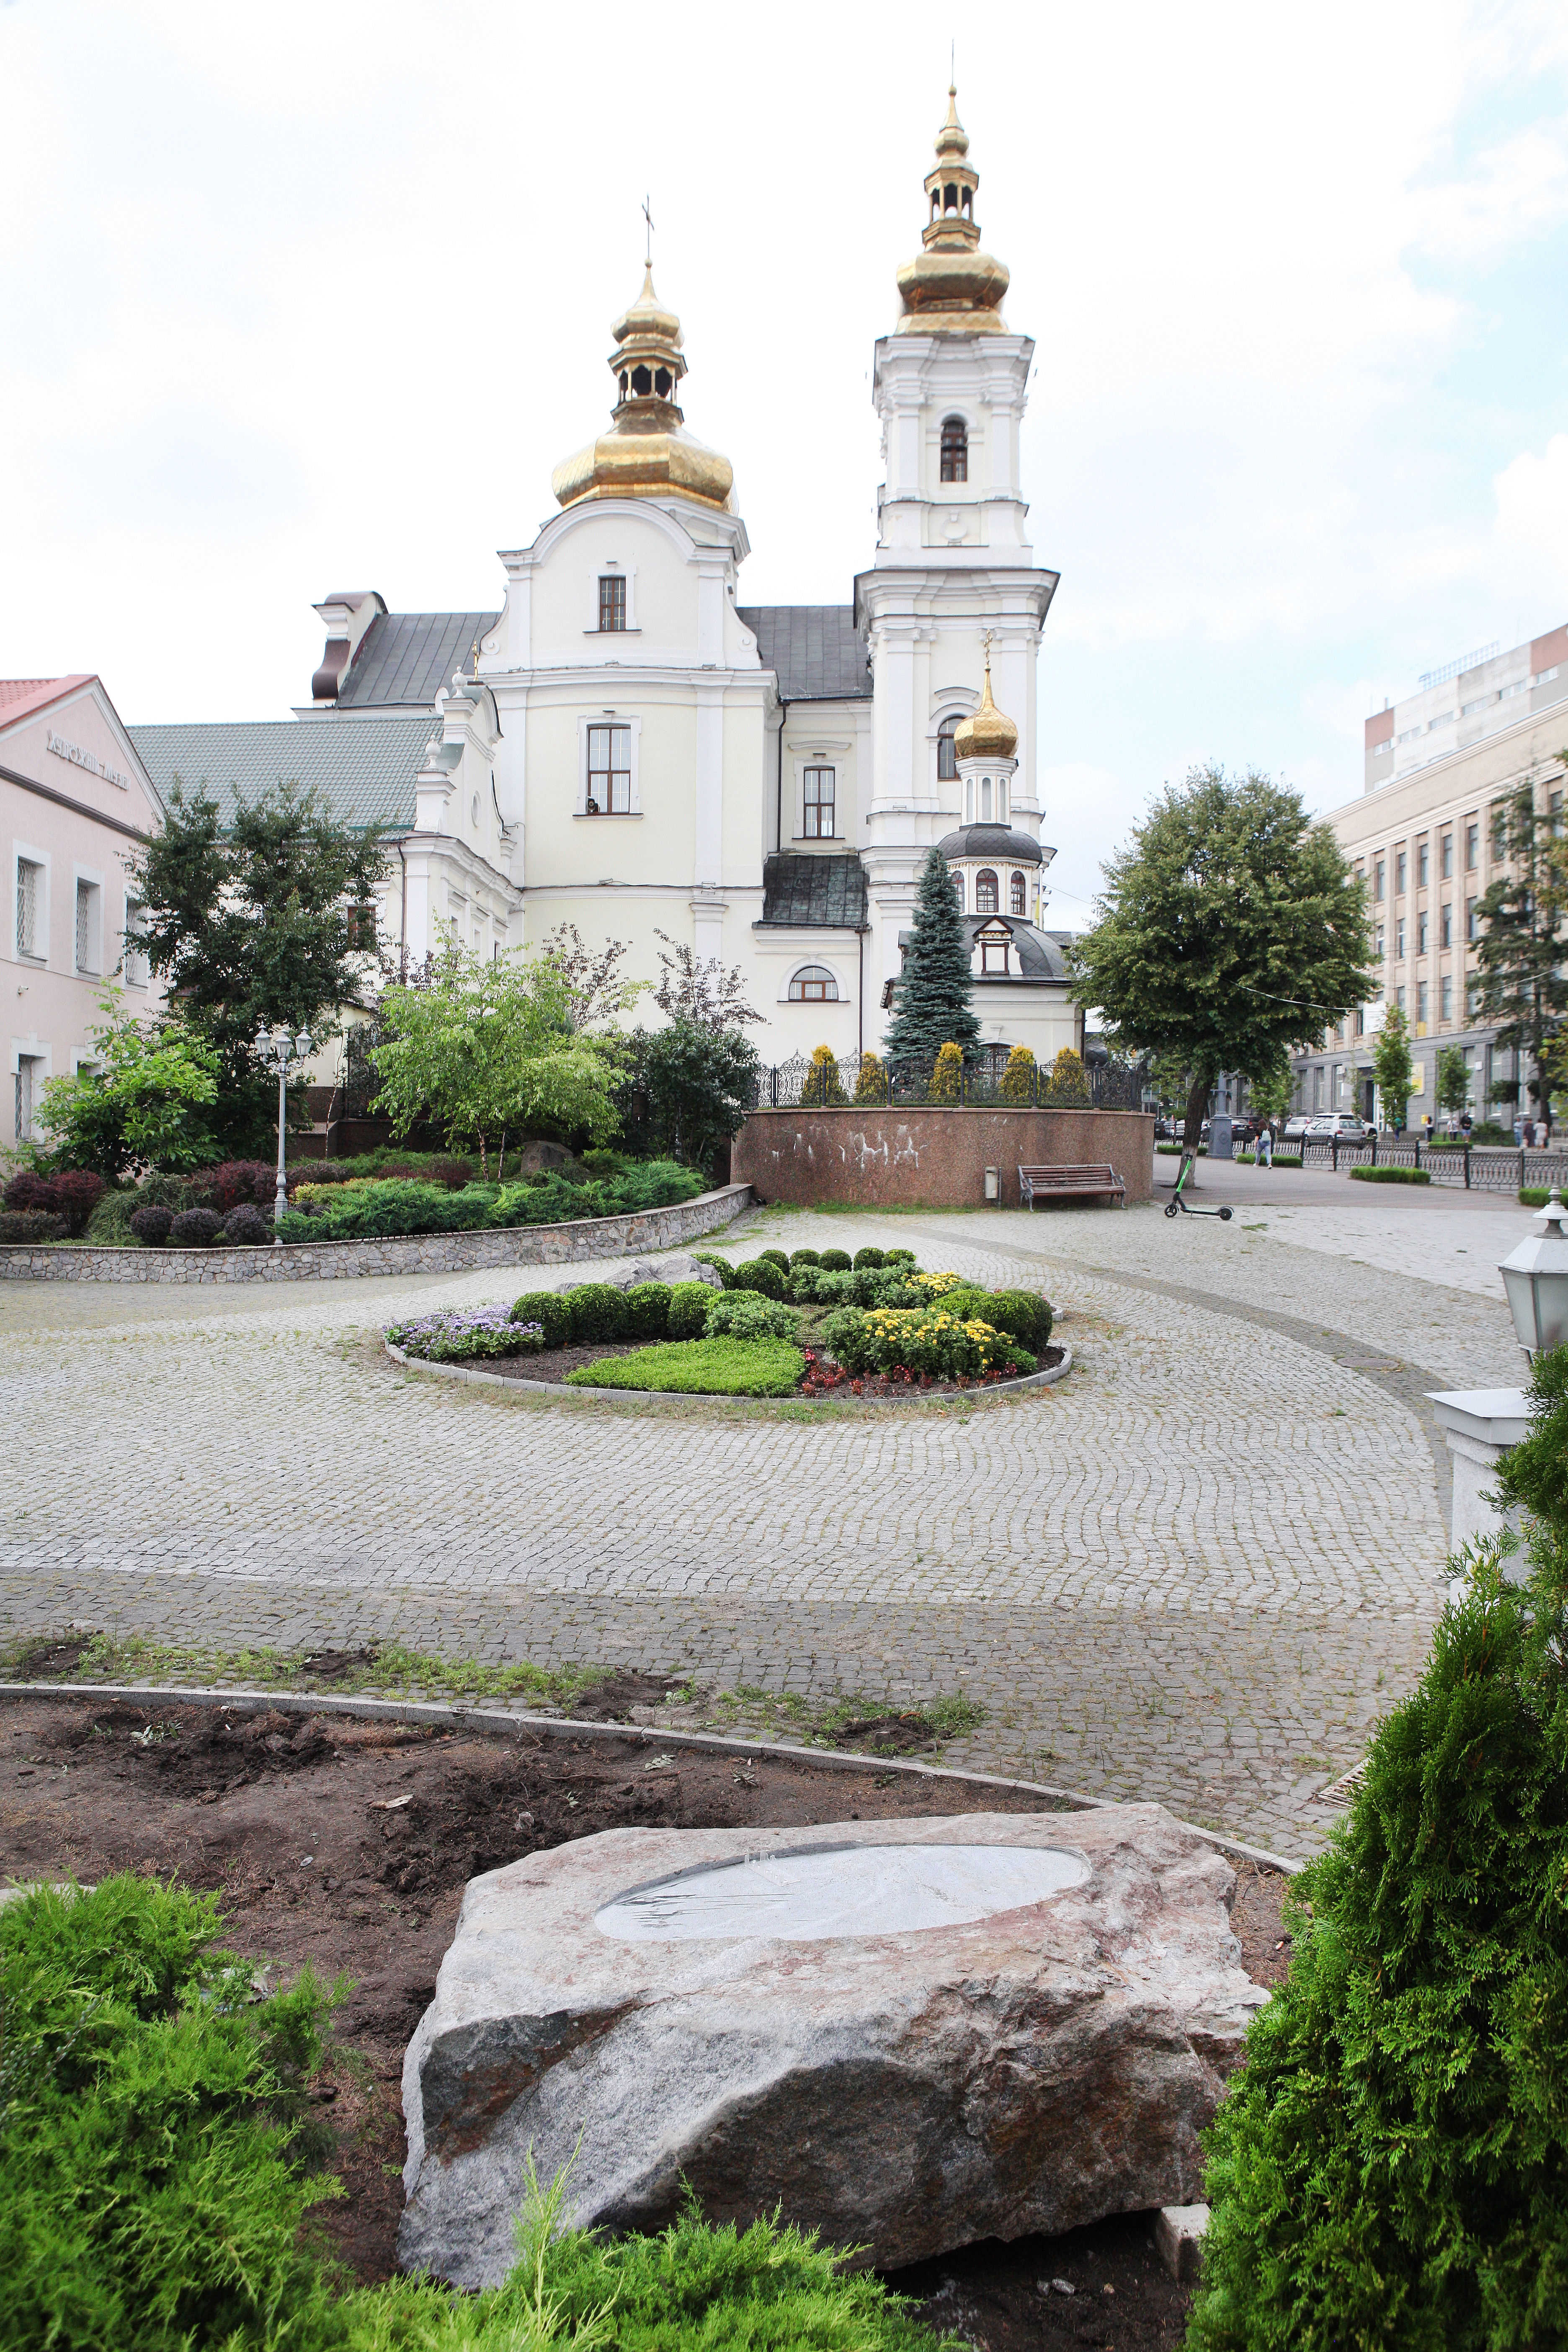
[
  {"left": 1303, "top": 1113, "right": 1370, "bottom": 1141},
  {"left": 1282, "top": 1114, "right": 1314, "bottom": 1143}
]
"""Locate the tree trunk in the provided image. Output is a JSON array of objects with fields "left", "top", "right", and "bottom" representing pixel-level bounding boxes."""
[{"left": 1182, "top": 1071, "right": 1210, "bottom": 1174}]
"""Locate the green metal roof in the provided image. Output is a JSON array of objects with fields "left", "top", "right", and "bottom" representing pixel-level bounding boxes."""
[{"left": 128, "top": 715, "right": 435, "bottom": 832}]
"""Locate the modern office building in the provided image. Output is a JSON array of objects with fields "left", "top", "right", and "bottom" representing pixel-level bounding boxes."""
[{"left": 1297, "top": 623, "right": 1568, "bottom": 1124}]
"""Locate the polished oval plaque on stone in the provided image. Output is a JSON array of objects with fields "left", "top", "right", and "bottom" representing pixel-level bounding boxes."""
[{"left": 594, "top": 1839, "right": 1091, "bottom": 1943}]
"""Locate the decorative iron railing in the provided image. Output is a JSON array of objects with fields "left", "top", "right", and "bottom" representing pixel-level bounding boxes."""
[
  {"left": 1295, "top": 1136, "right": 1567, "bottom": 1192},
  {"left": 752, "top": 1051, "right": 1148, "bottom": 1113}
]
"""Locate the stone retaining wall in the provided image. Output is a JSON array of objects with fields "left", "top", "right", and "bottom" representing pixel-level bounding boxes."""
[
  {"left": 0, "top": 1184, "right": 753, "bottom": 1284},
  {"left": 732, "top": 1109, "right": 1154, "bottom": 1209}
]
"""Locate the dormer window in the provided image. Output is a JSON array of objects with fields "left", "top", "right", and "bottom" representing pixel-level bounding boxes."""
[
  {"left": 981, "top": 935, "right": 1009, "bottom": 974},
  {"left": 940, "top": 417, "right": 967, "bottom": 482},
  {"left": 598, "top": 575, "right": 626, "bottom": 632}
]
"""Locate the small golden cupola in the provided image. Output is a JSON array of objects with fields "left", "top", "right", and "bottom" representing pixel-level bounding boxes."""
[
  {"left": 895, "top": 86, "right": 1010, "bottom": 334},
  {"left": 552, "top": 266, "right": 735, "bottom": 512},
  {"left": 954, "top": 648, "right": 1019, "bottom": 763}
]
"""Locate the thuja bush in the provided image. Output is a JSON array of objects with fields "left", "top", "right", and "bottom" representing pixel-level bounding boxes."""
[
  {"left": 854, "top": 1048, "right": 888, "bottom": 1103},
  {"left": 624, "top": 1280, "right": 673, "bottom": 1339},
  {"left": 999, "top": 1042, "right": 1037, "bottom": 1101},
  {"left": 800, "top": 1043, "right": 848, "bottom": 1106},
  {"left": 1188, "top": 1462, "right": 1568, "bottom": 2347},
  {"left": 666, "top": 1279, "right": 716, "bottom": 1341},
  {"left": 930, "top": 1040, "right": 964, "bottom": 1102},
  {"left": 567, "top": 1282, "right": 629, "bottom": 1344},
  {"left": 732, "top": 1256, "right": 787, "bottom": 1300},
  {"left": 509, "top": 1289, "right": 572, "bottom": 1348}
]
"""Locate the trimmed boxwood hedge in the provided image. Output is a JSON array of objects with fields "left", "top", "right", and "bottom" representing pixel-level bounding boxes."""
[
  {"left": 566, "top": 1282, "right": 628, "bottom": 1344},
  {"left": 509, "top": 1290, "right": 571, "bottom": 1347},
  {"left": 732, "top": 1257, "right": 787, "bottom": 1299},
  {"left": 623, "top": 1281, "right": 671, "bottom": 1340},
  {"left": 666, "top": 1281, "right": 715, "bottom": 1341},
  {"left": 1348, "top": 1164, "right": 1431, "bottom": 1185}
]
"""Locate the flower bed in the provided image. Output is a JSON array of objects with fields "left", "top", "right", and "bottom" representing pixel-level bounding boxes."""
[{"left": 386, "top": 1245, "right": 1056, "bottom": 1400}]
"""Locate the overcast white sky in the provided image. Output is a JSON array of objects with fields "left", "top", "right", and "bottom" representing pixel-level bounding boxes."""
[{"left": 3, "top": 0, "right": 1566, "bottom": 924}]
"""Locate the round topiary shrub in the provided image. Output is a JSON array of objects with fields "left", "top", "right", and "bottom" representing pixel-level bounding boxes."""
[
  {"left": 0, "top": 1210, "right": 69, "bottom": 1242},
  {"left": 128, "top": 1204, "right": 175, "bottom": 1246},
  {"left": 169, "top": 1208, "right": 223, "bottom": 1248},
  {"left": 977, "top": 1288, "right": 1054, "bottom": 1353},
  {"left": 884, "top": 1248, "right": 916, "bottom": 1268},
  {"left": 732, "top": 1257, "right": 786, "bottom": 1300},
  {"left": 693, "top": 1253, "right": 738, "bottom": 1289},
  {"left": 222, "top": 1204, "right": 271, "bottom": 1247},
  {"left": 789, "top": 1248, "right": 822, "bottom": 1269},
  {"left": 510, "top": 1291, "right": 571, "bottom": 1348},
  {"left": 624, "top": 1281, "right": 672, "bottom": 1340},
  {"left": 851, "top": 1246, "right": 885, "bottom": 1271},
  {"left": 818, "top": 1248, "right": 853, "bottom": 1272},
  {"left": 759, "top": 1248, "right": 791, "bottom": 1271},
  {"left": 567, "top": 1282, "right": 630, "bottom": 1344},
  {"left": 666, "top": 1281, "right": 714, "bottom": 1341}
]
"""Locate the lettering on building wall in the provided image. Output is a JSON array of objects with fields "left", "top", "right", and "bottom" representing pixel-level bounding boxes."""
[{"left": 45, "top": 730, "right": 131, "bottom": 792}]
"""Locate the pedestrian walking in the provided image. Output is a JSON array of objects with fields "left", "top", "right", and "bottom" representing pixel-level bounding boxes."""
[{"left": 1256, "top": 1122, "right": 1273, "bottom": 1168}]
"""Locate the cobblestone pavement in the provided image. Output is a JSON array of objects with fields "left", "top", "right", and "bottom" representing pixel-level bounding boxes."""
[{"left": 0, "top": 1198, "right": 1517, "bottom": 1859}]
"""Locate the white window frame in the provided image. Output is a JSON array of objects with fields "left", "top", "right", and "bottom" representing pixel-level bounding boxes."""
[
  {"left": 72, "top": 864, "right": 104, "bottom": 977},
  {"left": 122, "top": 894, "right": 150, "bottom": 988},
  {"left": 585, "top": 562, "right": 640, "bottom": 635},
  {"left": 13, "top": 842, "right": 50, "bottom": 965},
  {"left": 778, "top": 960, "right": 845, "bottom": 1004},
  {"left": 934, "top": 707, "right": 968, "bottom": 794},
  {"left": 576, "top": 712, "right": 642, "bottom": 816},
  {"left": 9, "top": 1043, "right": 52, "bottom": 1143}
]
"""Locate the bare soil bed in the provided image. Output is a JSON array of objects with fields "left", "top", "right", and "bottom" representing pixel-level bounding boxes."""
[{"left": 0, "top": 1692, "right": 1289, "bottom": 2348}]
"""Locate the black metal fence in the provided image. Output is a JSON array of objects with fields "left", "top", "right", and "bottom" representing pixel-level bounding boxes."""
[
  {"left": 752, "top": 1050, "right": 1148, "bottom": 1113},
  {"left": 1296, "top": 1136, "right": 1567, "bottom": 1192}
]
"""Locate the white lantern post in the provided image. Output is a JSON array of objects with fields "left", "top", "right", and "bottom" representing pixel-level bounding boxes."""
[
  {"left": 1498, "top": 1187, "right": 1568, "bottom": 1362},
  {"left": 253, "top": 1025, "right": 313, "bottom": 1243}
]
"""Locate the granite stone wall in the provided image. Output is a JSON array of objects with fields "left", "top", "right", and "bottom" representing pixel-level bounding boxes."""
[
  {"left": 0, "top": 1184, "right": 753, "bottom": 1284},
  {"left": 731, "top": 1111, "right": 1153, "bottom": 1209}
]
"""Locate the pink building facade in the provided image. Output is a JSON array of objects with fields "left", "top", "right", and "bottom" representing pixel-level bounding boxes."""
[{"left": 2, "top": 676, "right": 165, "bottom": 1147}]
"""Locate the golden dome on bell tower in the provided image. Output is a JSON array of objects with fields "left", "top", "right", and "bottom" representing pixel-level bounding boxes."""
[
  {"left": 552, "top": 264, "right": 735, "bottom": 512},
  {"left": 894, "top": 85, "right": 1010, "bottom": 334},
  {"left": 954, "top": 647, "right": 1019, "bottom": 761}
]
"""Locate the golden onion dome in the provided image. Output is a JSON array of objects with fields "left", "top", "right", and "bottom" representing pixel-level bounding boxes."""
[
  {"left": 553, "top": 265, "right": 735, "bottom": 513},
  {"left": 954, "top": 654, "right": 1019, "bottom": 762},
  {"left": 895, "top": 85, "right": 1010, "bottom": 335}
]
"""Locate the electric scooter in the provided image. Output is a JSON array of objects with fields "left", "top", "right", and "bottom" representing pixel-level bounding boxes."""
[{"left": 1164, "top": 1148, "right": 1233, "bottom": 1220}]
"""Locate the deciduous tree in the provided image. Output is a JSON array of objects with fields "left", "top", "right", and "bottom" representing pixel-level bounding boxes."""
[
  {"left": 1475, "top": 776, "right": 1568, "bottom": 1109},
  {"left": 1071, "top": 766, "right": 1372, "bottom": 1156},
  {"left": 1372, "top": 1002, "right": 1414, "bottom": 1129},
  {"left": 36, "top": 992, "right": 221, "bottom": 1177}
]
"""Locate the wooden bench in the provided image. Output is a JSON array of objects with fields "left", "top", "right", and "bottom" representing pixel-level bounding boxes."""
[{"left": 1018, "top": 1163, "right": 1126, "bottom": 1209}]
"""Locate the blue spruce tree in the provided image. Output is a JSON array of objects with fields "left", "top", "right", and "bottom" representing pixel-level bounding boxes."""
[{"left": 885, "top": 846, "right": 980, "bottom": 1062}]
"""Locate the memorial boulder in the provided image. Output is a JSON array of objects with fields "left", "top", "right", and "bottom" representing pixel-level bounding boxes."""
[{"left": 399, "top": 1806, "right": 1266, "bottom": 2288}]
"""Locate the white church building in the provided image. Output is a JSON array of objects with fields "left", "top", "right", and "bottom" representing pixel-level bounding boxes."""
[{"left": 132, "top": 90, "right": 1080, "bottom": 1078}]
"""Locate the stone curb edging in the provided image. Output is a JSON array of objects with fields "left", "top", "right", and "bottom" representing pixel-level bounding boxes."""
[
  {"left": 0, "top": 1680, "right": 1301, "bottom": 1876},
  {"left": 0, "top": 1184, "right": 753, "bottom": 1284},
  {"left": 382, "top": 1337, "right": 1075, "bottom": 1406}
]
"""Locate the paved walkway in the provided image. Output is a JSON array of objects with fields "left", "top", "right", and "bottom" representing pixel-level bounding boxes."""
[{"left": 0, "top": 1191, "right": 1531, "bottom": 1859}]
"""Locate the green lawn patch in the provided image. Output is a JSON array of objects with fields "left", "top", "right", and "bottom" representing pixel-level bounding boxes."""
[
  {"left": 565, "top": 1337, "right": 805, "bottom": 1396},
  {"left": 1347, "top": 1163, "right": 1431, "bottom": 1184}
]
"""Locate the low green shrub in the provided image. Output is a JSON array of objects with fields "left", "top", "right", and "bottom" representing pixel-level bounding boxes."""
[
  {"left": 977, "top": 1287, "right": 1054, "bottom": 1353},
  {"left": 1348, "top": 1164, "right": 1431, "bottom": 1185},
  {"left": 564, "top": 1337, "right": 805, "bottom": 1395},
  {"left": 83, "top": 1189, "right": 140, "bottom": 1243},
  {"left": 732, "top": 1256, "right": 787, "bottom": 1299},
  {"left": 1522, "top": 1186, "right": 1559, "bottom": 1207},
  {"left": 705, "top": 1291, "right": 802, "bottom": 1341},
  {"left": 852, "top": 1246, "right": 886, "bottom": 1269},
  {"left": 789, "top": 1264, "right": 860, "bottom": 1306},
  {"left": 275, "top": 1161, "right": 704, "bottom": 1244},
  {"left": 789, "top": 1246, "right": 822, "bottom": 1269},
  {"left": 818, "top": 1248, "right": 853, "bottom": 1271},
  {"left": 566, "top": 1282, "right": 629, "bottom": 1344},
  {"left": 884, "top": 1248, "right": 916, "bottom": 1267},
  {"left": 666, "top": 1280, "right": 716, "bottom": 1340},
  {"left": 0, "top": 1877, "right": 339, "bottom": 2352},
  {"left": 692, "top": 1252, "right": 738, "bottom": 1288},
  {"left": 509, "top": 1290, "right": 572, "bottom": 1347},
  {"left": 1469, "top": 1120, "right": 1514, "bottom": 1145},
  {"left": 624, "top": 1281, "right": 672, "bottom": 1340},
  {"left": 758, "top": 1247, "right": 791, "bottom": 1271}
]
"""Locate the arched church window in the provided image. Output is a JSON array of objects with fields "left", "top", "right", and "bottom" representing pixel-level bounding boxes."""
[
  {"left": 944, "top": 182, "right": 960, "bottom": 213},
  {"left": 789, "top": 965, "right": 838, "bottom": 1002},
  {"left": 937, "top": 718, "right": 958, "bottom": 783},
  {"left": 998, "top": 777, "right": 1008, "bottom": 823},
  {"left": 964, "top": 776, "right": 973, "bottom": 823},
  {"left": 951, "top": 868, "right": 965, "bottom": 912},
  {"left": 631, "top": 364, "right": 652, "bottom": 395},
  {"left": 655, "top": 367, "right": 672, "bottom": 397},
  {"left": 975, "top": 869, "right": 998, "bottom": 914},
  {"left": 980, "top": 776, "right": 992, "bottom": 822},
  {"left": 940, "top": 417, "right": 967, "bottom": 483},
  {"left": 1010, "top": 870, "right": 1026, "bottom": 916}
]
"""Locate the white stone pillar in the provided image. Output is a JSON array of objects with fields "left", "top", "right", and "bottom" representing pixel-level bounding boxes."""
[{"left": 1426, "top": 1387, "right": 1531, "bottom": 1590}]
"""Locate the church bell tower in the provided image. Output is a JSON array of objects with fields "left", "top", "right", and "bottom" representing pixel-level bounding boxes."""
[{"left": 856, "top": 88, "right": 1059, "bottom": 1008}]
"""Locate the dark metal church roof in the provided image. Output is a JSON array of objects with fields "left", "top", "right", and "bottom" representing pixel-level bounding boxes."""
[
  {"left": 756, "top": 852, "right": 869, "bottom": 928},
  {"left": 335, "top": 611, "right": 501, "bottom": 709},
  {"left": 737, "top": 606, "right": 871, "bottom": 701}
]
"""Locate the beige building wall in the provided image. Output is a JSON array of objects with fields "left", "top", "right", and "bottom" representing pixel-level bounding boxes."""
[{"left": 1303, "top": 629, "right": 1568, "bottom": 1125}]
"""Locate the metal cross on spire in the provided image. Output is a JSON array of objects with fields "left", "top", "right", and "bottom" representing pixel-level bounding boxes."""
[{"left": 642, "top": 193, "right": 654, "bottom": 267}]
